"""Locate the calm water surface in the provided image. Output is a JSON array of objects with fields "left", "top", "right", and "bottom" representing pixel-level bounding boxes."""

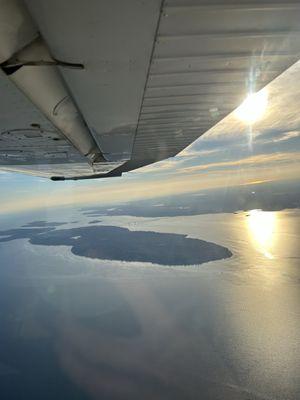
[{"left": 0, "top": 209, "right": 299, "bottom": 399}]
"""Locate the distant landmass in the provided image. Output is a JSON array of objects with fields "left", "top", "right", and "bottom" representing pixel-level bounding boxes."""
[
  {"left": 22, "top": 221, "right": 66, "bottom": 228},
  {"left": 81, "top": 179, "right": 300, "bottom": 218},
  {"left": 0, "top": 224, "right": 232, "bottom": 266}
]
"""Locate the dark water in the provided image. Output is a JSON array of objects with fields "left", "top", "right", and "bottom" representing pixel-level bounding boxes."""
[{"left": 0, "top": 209, "right": 299, "bottom": 399}]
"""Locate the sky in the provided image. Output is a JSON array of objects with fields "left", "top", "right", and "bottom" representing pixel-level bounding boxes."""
[{"left": 1, "top": 60, "right": 300, "bottom": 215}]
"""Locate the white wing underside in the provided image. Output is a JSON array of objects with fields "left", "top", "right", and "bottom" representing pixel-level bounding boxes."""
[{"left": 1, "top": 0, "right": 300, "bottom": 180}]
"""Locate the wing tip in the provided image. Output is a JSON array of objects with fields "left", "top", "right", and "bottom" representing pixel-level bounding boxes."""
[
  {"left": 50, "top": 170, "right": 123, "bottom": 181},
  {"left": 51, "top": 176, "right": 65, "bottom": 181}
]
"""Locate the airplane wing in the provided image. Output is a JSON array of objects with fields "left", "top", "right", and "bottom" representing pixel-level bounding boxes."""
[{"left": 1, "top": 0, "right": 300, "bottom": 180}]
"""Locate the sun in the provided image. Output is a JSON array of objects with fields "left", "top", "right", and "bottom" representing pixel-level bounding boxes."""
[{"left": 235, "top": 89, "right": 268, "bottom": 124}]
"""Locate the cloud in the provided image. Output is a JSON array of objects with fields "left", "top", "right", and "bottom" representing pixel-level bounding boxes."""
[
  {"left": 179, "top": 152, "right": 300, "bottom": 174},
  {"left": 131, "top": 158, "right": 180, "bottom": 175},
  {"left": 179, "top": 147, "right": 222, "bottom": 158},
  {"left": 274, "top": 130, "right": 300, "bottom": 142}
]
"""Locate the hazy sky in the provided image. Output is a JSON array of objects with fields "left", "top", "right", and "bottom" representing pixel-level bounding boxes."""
[{"left": 1, "top": 61, "right": 300, "bottom": 215}]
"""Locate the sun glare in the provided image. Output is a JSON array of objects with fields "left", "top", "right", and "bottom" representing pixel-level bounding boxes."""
[
  {"left": 247, "top": 209, "right": 276, "bottom": 259},
  {"left": 235, "top": 89, "right": 268, "bottom": 124}
]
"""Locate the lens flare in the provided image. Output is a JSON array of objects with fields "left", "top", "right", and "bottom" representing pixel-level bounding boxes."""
[{"left": 235, "top": 89, "right": 268, "bottom": 124}]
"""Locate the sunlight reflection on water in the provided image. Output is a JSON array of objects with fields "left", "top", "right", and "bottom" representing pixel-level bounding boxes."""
[{"left": 246, "top": 209, "right": 277, "bottom": 259}]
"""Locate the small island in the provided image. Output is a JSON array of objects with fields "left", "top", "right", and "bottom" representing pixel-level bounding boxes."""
[{"left": 0, "top": 224, "right": 232, "bottom": 266}]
